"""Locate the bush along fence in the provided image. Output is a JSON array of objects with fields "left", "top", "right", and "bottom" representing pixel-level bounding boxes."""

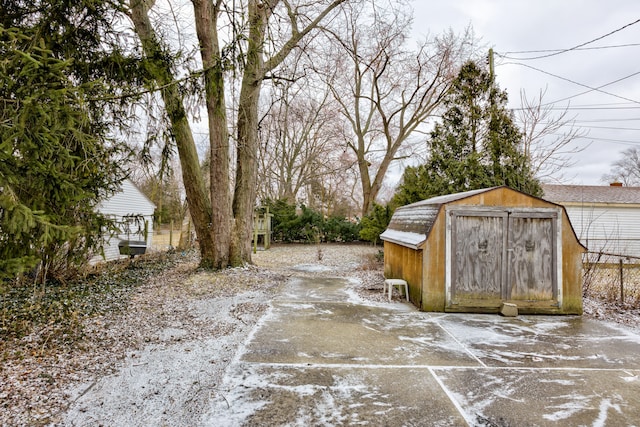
[
  {"left": 264, "top": 200, "right": 361, "bottom": 244},
  {"left": 583, "top": 251, "right": 640, "bottom": 305}
]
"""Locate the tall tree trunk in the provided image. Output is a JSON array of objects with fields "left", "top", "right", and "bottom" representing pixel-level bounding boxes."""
[
  {"left": 361, "top": 132, "right": 408, "bottom": 215},
  {"left": 229, "top": 0, "right": 345, "bottom": 265},
  {"left": 357, "top": 141, "right": 373, "bottom": 216},
  {"left": 129, "top": 0, "right": 215, "bottom": 266},
  {"left": 231, "top": 0, "right": 267, "bottom": 266},
  {"left": 360, "top": 163, "right": 389, "bottom": 217},
  {"left": 192, "top": 0, "right": 231, "bottom": 269},
  {"left": 133, "top": 0, "right": 345, "bottom": 268}
]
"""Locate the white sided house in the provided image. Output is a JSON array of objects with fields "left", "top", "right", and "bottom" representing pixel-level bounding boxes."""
[
  {"left": 92, "top": 179, "right": 156, "bottom": 263},
  {"left": 542, "top": 184, "right": 640, "bottom": 260}
]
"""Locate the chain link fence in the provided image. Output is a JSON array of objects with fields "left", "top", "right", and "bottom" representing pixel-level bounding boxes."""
[{"left": 583, "top": 251, "right": 640, "bottom": 305}]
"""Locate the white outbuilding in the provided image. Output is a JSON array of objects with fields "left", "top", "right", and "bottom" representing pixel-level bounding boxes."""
[
  {"left": 542, "top": 184, "right": 640, "bottom": 260},
  {"left": 92, "top": 179, "right": 156, "bottom": 263}
]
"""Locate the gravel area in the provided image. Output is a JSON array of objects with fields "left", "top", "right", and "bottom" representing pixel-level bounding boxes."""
[{"left": 2, "top": 242, "right": 639, "bottom": 426}]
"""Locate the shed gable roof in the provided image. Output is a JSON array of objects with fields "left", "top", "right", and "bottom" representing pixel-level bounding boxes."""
[
  {"left": 380, "top": 187, "right": 501, "bottom": 249},
  {"left": 542, "top": 184, "right": 640, "bottom": 205}
]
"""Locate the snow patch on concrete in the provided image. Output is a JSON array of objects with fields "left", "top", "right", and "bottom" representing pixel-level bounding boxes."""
[{"left": 292, "top": 264, "right": 333, "bottom": 272}]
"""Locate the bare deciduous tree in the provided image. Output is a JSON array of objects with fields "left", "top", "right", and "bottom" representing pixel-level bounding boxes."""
[
  {"left": 517, "top": 88, "right": 588, "bottom": 182},
  {"left": 318, "top": 1, "right": 476, "bottom": 215},
  {"left": 129, "top": 0, "right": 217, "bottom": 264},
  {"left": 128, "top": 0, "right": 346, "bottom": 268},
  {"left": 602, "top": 146, "right": 640, "bottom": 185},
  {"left": 257, "top": 76, "right": 346, "bottom": 206}
]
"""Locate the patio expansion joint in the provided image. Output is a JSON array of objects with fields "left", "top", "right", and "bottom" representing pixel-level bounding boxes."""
[
  {"left": 236, "top": 361, "right": 638, "bottom": 373},
  {"left": 435, "top": 320, "right": 488, "bottom": 368}
]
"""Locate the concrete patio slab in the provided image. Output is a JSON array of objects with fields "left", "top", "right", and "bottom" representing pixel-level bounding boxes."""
[
  {"left": 274, "top": 276, "right": 388, "bottom": 303},
  {"left": 204, "top": 274, "right": 640, "bottom": 426},
  {"left": 242, "top": 301, "right": 480, "bottom": 366},
  {"left": 207, "top": 363, "right": 467, "bottom": 426},
  {"left": 434, "top": 366, "right": 640, "bottom": 425},
  {"left": 437, "top": 314, "right": 640, "bottom": 369}
]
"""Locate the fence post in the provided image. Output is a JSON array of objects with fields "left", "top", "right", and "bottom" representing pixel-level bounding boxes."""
[{"left": 619, "top": 258, "right": 624, "bottom": 303}]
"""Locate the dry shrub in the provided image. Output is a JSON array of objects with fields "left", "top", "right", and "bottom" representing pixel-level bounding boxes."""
[
  {"left": 584, "top": 262, "right": 640, "bottom": 306},
  {"left": 357, "top": 250, "right": 384, "bottom": 271}
]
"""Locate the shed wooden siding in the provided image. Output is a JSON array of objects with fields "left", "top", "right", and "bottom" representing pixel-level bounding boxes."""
[
  {"left": 442, "top": 188, "right": 564, "bottom": 314},
  {"left": 383, "top": 242, "right": 423, "bottom": 304},
  {"left": 382, "top": 186, "right": 584, "bottom": 314},
  {"left": 560, "top": 218, "right": 585, "bottom": 313},
  {"left": 424, "top": 188, "right": 565, "bottom": 312},
  {"left": 94, "top": 179, "right": 156, "bottom": 262},
  {"left": 421, "top": 208, "right": 447, "bottom": 311}
]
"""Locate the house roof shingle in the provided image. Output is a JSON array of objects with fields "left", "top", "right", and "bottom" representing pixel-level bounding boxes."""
[
  {"left": 541, "top": 184, "right": 640, "bottom": 205},
  {"left": 380, "top": 187, "right": 501, "bottom": 249}
]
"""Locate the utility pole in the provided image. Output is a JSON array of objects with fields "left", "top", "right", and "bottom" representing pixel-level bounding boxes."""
[
  {"left": 488, "top": 48, "right": 495, "bottom": 82},
  {"left": 487, "top": 48, "right": 497, "bottom": 168}
]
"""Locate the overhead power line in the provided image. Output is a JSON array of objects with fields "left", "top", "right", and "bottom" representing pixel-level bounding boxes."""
[
  {"left": 567, "top": 134, "right": 640, "bottom": 146},
  {"left": 541, "top": 102, "right": 640, "bottom": 108},
  {"left": 572, "top": 125, "right": 640, "bottom": 131},
  {"left": 530, "top": 122, "right": 640, "bottom": 132},
  {"left": 511, "top": 105, "right": 640, "bottom": 112},
  {"left": 517, "top": 102, "right": 640, "bottom": 109},
  {"left": 501, "top": 62, "right": 640, "bottom": 105},
  {"left": 496, "top": 18, "right": 640, "bottom": 60},
  {"left": 548, "top": 133, "right": 640, "bottom": 146},
  {"left": 540, "top": 69, "right": 640, "bottom": 106},
  {"left": 546, "top": 106, "right": 640, "bottom": 111},
  {"left": 500, "top": 43, "right": 640, "bottom": 57},
  {"left": 511, "top": 106, "right": 640, "bottom": 112},
  {"left": 573, "top": 118, "right": 640, "bottom": 123},
  {"left": 544, "top": 71, "right": 640, "bottom": 106}
]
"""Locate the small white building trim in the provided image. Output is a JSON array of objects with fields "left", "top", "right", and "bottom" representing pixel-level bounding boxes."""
[{"left": 92, "top": 179, "right": 156, "bottom": 263}]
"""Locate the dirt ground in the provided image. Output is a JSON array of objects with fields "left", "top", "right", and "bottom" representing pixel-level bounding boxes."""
[
  {"left": 0, "top": 244, "right": 381, "bottom": 426},
  {"left": 1, "top": 243, "right": 638, "bottom": 426}
]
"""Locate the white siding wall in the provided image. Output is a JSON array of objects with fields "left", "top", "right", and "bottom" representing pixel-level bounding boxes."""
[
  {"left": 564, "top": 204, "right": 640, "bottom": 258},
  {"left": 92, "top": 179, "right": 156, "bottom": 263}
]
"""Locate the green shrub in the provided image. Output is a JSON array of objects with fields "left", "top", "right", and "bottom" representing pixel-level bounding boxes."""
[
  {"left": 324, "top": 215, "right": 361, "bottom": 242},
  {"left": 359, "top": 203, "right": 392, "bottom": 244},
  {"left": 264, "top": 199, "right": 361, "bottom": 243}
]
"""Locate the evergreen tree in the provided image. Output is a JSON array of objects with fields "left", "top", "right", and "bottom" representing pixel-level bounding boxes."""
[
  {"left": 359, "top": 203, "right": 393, "bottom": 245},
  {"left": 0, "top": 2, "right": 130, "bottom": 281},
  {"left": 393, "top": 61, "right": 540, "bottom": 207}
]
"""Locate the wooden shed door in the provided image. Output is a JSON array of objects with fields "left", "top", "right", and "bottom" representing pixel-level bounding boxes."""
[
  {"left": 507, "top": 215, "right": 555, "bottom": 301},
  {"left": 450, "top": 210, "right": 557, "bottom": 309},
  {"left": 451, "top": 213, "right": 506, "bottom": 304}
]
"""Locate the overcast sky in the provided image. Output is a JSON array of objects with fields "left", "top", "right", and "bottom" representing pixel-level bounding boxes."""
[{"left": 411, "top": 1, "right": 640, "bottom": 185}]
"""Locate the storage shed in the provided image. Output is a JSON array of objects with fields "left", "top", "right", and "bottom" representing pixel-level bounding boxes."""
[
  {"left": 91, "top": 179, "right": 156, "bottom": 263},
  {"left": 380, "top": 186, "right": 585, "bottom": 314}
]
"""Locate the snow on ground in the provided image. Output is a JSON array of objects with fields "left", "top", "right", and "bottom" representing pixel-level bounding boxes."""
[
  {"left": 0, "top": 244, "right": 380, "bottom": 426},
  {"left": 2, "top": 243, "right": 640, "bottom": 426}
]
